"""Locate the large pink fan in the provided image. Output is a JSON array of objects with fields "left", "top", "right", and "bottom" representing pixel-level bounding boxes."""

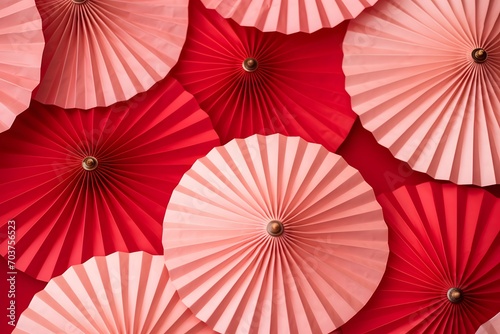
[
  {"left": 201, "top": 0, "right": 377, "bottom": 34},
  {"left": 33, "top": 0, "right": 188, "bottom": 109},
  {"left": 163, "top": 134, "right": 389, "bottom": 333},
  {"left": 13, "top": 252, "right": 214, "bottom": 334},
  {"left": 343, "top": 0, "right": 500, "bottom": 186},
  {"left": 171, "top": 0, "right": 356, "bottom": 152},
  {"left": 0, "top": 77, "right": 219, "bottom": 282},
  {"left": 0, "top": 0, "right": 44, "bottom": 132},
  {"left": 477, "top": 313, "right": 500, "bottom": 334},
  {"left": 340, "top": 182, "right": 500, "bottom": 333}
]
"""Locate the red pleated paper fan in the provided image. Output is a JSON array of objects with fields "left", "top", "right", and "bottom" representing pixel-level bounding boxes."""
[
  {"left": 0, "top": 77, "right": 219, "bottom": 281},
  {"left": 172, "top": 0, "right": 356, "bottom": 153},
  {"left": 341, "top": 182, "right": 500, "bottom": 334}
]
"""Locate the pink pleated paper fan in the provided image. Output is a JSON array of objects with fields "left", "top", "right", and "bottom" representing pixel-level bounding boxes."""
[
  {"left": 13, "top": 252, "right": 214, "bottom": 334},
  {"left": 343, "top": 0, "right": 500, "bottom": 186},
  {"left": 172, "top": 0, "right": 356, "bottom": 153},
  {"left": 201, "top": 0, "right": 378, "bottom": 34},
  {"left": 0, "top": 77, "right": 219, "bottom": 282},
  {"left": 477, "top": 312, "right": 500, "bottom": 334},
  {"left": 0, "top": 0, "right": 44, "bottom": 132},
  {"left": 340, "top": 182, "right": 500, "bottom": 333},
  {"left": 33, "top": 0, "right": 189, "bottom": 109},
  {"left": 163, "top": 133, "right": 389, "bottom": 334}
]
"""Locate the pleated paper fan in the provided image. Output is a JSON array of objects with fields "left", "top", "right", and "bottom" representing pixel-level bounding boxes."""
[
  {"left": 33, "top": 0, "right": 189, "bottom": 109},
  {"left": 340, "top": 182, "right": 500, "bottom": 334},
  {"left": 13, "top": 252, "right": 214, "bottom": 334},
  {"left": 0, "top": 77, "right": 220, "bottom": 281},
  {"left": 201, "top": 0, "right": 377, "bottom": 34},
  {"left": 163, "top": 134, "right": 389, "bottom": 334},
  {"left": 172, "top": 0, "right": 356, "bottom": 152},
  {"left": 0, "top": 0, "right": 44, "bottom": 132},
  {"left": 342, "top": 0, "right": 500, "bottom": 186},
  {"left": 477, "top": 312, "right": 500, "bottom": 334}
]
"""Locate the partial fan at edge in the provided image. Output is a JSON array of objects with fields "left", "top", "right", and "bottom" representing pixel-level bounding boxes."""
[
  {"left": 13, "top": 252, "right": 214, "bottom": 334},
  {"left": 342, "top": 0, "right": 500, "bottom": 186},
  {"left": 34, "top": 0, "right": 189, "bottom": 109},
  {"left": 201, "top": 0, "right": 377, "bottom": 34},
  {"left": 0, "top": 0, "right": 44, "bottom": 132},
  {"left": 340, "top": 181, "right": 500, "bottom": 333}
]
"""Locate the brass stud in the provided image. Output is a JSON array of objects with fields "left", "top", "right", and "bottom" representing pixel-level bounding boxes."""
[
  {"left": 447, "top": 287, "right": 463, "bottom": 303},
  {"left": 243, "top": 57, "right": 258, "bottom": 72},
  {"left": 266, "top": 220, "right": 284, "bottom": 237},
  {"left": 472, "top": 48, "right": 487, "bottom": 63},
  {"left": 82, "top": 156, "right": 98, "bottom": 171}
]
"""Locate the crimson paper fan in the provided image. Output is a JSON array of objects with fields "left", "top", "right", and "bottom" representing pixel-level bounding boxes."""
[
  {"left": 0, "top": 0, "right": 44, "bottom": 133},
  {"left": 0, "top": 77, "right": 219, "bottom": 282},
  {"left": 340, "top": 182, "right": 500, "bottom": 334},
  {"left": 13, "top": 252, "right": 214, "bottom": 334},
  {"left": 172, "top": 0, "right": 356, "bottom": 152},
  {"left": 201, "top": 0, "right": 378, "bottom": 34},
  {"left": 342, "top": 0, "right": 500, "bottom": 186},
  {"left": 477, "top": 312, "right": 500, "bottom": 334},
  {"left": 33, "top": 0, "right": 189, "bottom": 109},
  {"left": 163, "top": 134, "right": 389, "bottom": 334}
]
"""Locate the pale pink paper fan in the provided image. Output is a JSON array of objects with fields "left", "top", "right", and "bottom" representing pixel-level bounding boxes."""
[
  {"left": 163, "top": 134, "right": 389, "bottom": 334},
  {"left": 343, "top": 0, "right": 500, "bottom": 186},
  {"left": 34, "top": 0, "right": 188, "bottom": 109},
  {"left": 478, "top": 313, "right": 500, "bottom": 334},
  {"left": 0, "top": 0, "right": 44, "bottom": 132},
  {"left": 13, "top": 252, "right": 214, "bottom": 334},
  {"left": 201, "top": 0, "right": 378, "bottom": 34}
]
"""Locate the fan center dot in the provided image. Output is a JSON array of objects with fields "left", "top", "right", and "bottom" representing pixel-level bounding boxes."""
[
  {"left": 266, "top": 220, "right": 284, "bottom": 236},
  {"left": 82, "top": 156, "right": 98, "bottom": 171},
  {"left": 447, "top": 287, "right": 463, "bottom": 303},
  {"left": 243, "top": 57, "right": 258, "bottom": 72},
  {"left": 472, "top": 48, "right": 487, "bottom": 63}
]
